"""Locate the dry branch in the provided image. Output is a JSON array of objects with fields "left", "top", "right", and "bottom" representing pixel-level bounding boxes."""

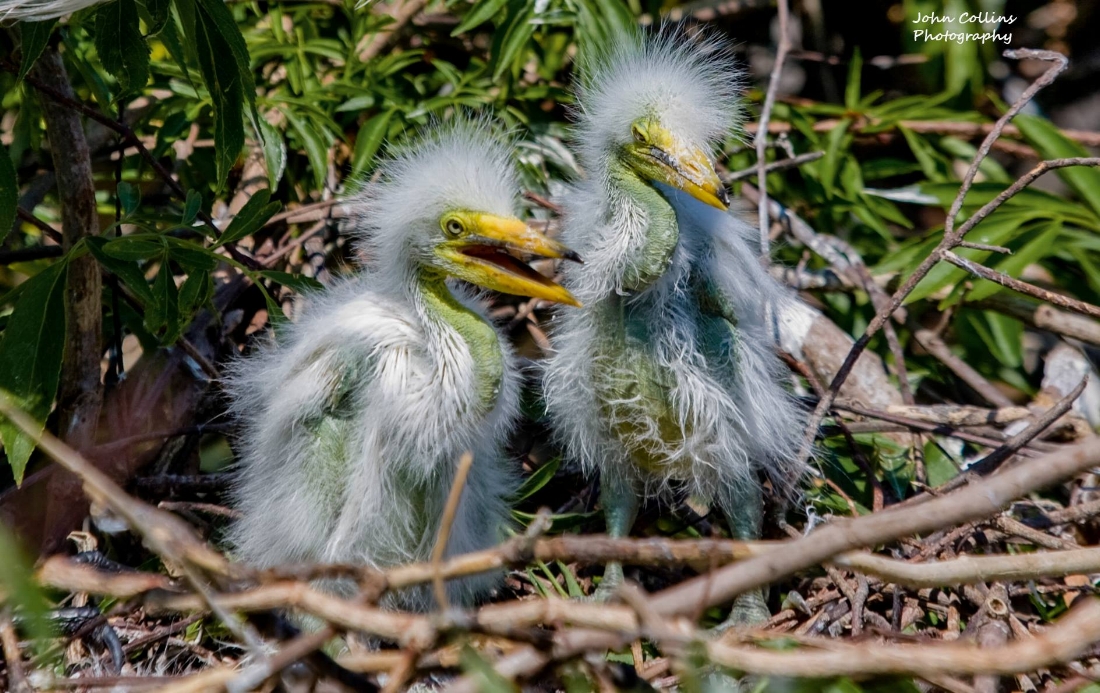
[
  {"left": 706, "top": 597, "right": 1100, "bottom": 678},
  {"left": 801, "top": 51, "right": 1088, "bottom": 460},
  {"left": 752, "top": 0, "right": 792, "bottom": 255},
  {"left": 946, "top": 250, "right": 1100, "bottom": 320},
  {"left": 649, "top": 441, "right": 1100, "bottom": 616}
]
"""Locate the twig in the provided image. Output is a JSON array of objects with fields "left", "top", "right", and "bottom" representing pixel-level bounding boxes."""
[
  {"left": 754, "top": 0, "right": 793, "bottom": 256},
  {"left": 834, "top": 547, "right": 1100, "bottom": 588},
  {"left": 1046, "top": 499, "right": 1100, "bottom": 525},
  {"left": 725, "top": 150, "right": 823, "bottom": 183},
  {"left": 357, "top": 0, "right": 431, "bottom": 62},
  {"left": 832, "top": 400, "right": 1050, "bottom": 455},
  {"left": 991, "top": 515, "right": 1076, "bottom": 551},
  {"left": 743, "top": 117, "right": 1100, "bottom": 148},
  {"left": 914, "top": 329, "right": 1015, "bottom": 408},
  {"left": 0, "top": 245, "right": 63, "bottom": 265},
  {"left": 0, "top": 393, "right": 261, "bottom": 651},
  {"left": 957, "top": 241, "right": 1011, "bottom": 254},
  {"left": 944, "top": 251, "right": 1100, "bottom": 320},
  {"left": 15, "top": 207, "right": 62, "bottom": 243},
  {"left": 431, "top": 451, "right": 475, "bottom": 610},
  {"left": 966, "top": 376, "right": 1087, "bottom": 476},
  {"left": 0, "top": 610, "right": 31, "bottom": 693},
  {"left": 648, "top": 440, "right": 1100, "bottom": 616},
  {"left": 705, "top": 598, "right": 1100, "bottom": 678},
  {"left": 224, "top": 626, "right": 341, "bottom": 693},
  {"left": 976, "top": 295, "right": 1100, "bottom": 347},
  {"left": 800, "top": 51, "right": 1080, "bottom": 462}
]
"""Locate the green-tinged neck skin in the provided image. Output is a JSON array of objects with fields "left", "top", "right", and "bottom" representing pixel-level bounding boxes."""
[
  {"left": 609, "top": 158, "right": 679, "bottom": 292},
  {"left": 417, "top": 271, "right": 504, "bottom": 411}
]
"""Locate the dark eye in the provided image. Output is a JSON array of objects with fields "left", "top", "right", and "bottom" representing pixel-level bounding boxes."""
[
  {"left": 444, "top": 218, "right": 464, "bottom": 237},
  {"left": 631, "top": 124, "right": 646, "bottom": 143}
]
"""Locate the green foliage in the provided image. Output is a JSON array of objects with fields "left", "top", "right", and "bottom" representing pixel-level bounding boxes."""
[
  {"left": 0, "top": 261, "right": 69, "bottom": 485},
  {"left": 93, "top": 0, "right": 150, "bottom": 96},
  {"left": 0, "top": 143, "right": 15, "bottom": 246}
]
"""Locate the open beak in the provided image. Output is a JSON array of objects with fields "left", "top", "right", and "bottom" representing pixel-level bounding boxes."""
[
  {"left": 628, "top": 129, "right": 730, "bottom": 211},
  {"left": 437, "top": 214, "right": 582, "bottom": 307}
]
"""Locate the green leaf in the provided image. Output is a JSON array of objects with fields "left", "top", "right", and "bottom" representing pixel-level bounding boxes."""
[
  {"left": 182, "top": 189, "right": 202, "bottom": 225},
  {"left": 217, "top": 189, "right": 280, "bottom": 247},
  {"left": 102, "top": 236, "right": 165, "bottom": 261},
  {"left": 352, "top": 109, "right": 395, "bottom": 177},
  {"left": 185, "top": 0, "right": 247, "bottom": 190},
  {"left": 178, "top": 270, "right": 210, "bottom": 318},
  {"left": 844, "top": 48, "right": 862, "bottom": 110},
  {"left": 0, "top": 261, "right": 69, "bottom": 485},
  {"left": 514, "top": 456, "right": 560, "bottom": 501},
  {"left": 284, "top": 111, "right": 329, "bottom": 193},
  {"left": 86, "top": 237, "right": 155, "bottom": 304},
  {"left": 258, "top": 116, "right": 286, "bottom": 189},
  {"left": 451, "top": 0, "right": 509, "bottom": 36},
  {"left": 0, "top": 143, "right": 16, "bottom": 247},
  {"left": 93, "top": 0, "right": 151, "bottom": 96},
  {"left": 166, "top": 237, "right": 220, "bottom": 271},
  {"left": 491, "top": 0, "right": 535, "bottom": 82},
  {"left": 146, "top": 259, "right": 180, "bottom": 343},
  {"left": 18, "top": 20, "right": 57, "bottom": 81},
  {"left": 819, "top": 119, "right": 852, "bottom": 198},
  {"left": 1015, "top": 114, "right": 1100, "bottom": 220},
  {"left": 117, "top": 181, "right": 140, "bottom": 215},
  {"left": 138, "top": 0, "right": 170, "bottom": 33},
  {"left": 258, "top": 270, "right": 323, "bottom": 294}
]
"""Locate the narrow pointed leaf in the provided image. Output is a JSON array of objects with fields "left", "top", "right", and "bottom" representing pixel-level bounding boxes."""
[
  {"left": 0, "top": 143, "right": 15, "bottom": 246},
  {"left": 18, "top": 20, "right": 57, "bottom": 81},
  {"left": 93, "top": 0, "right": 150, "bottom": 96},
  {"left": 0, "top": 261, "right": 69, "bottom": 485},
  {"left": 216, "top": 189, "right": 280, "bottom": 247}
]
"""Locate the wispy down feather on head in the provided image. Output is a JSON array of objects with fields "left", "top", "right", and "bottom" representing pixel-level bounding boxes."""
[
  {"left": 0, "top": 0, "right": 111, "bottom": 21},
  {"left": 347, "top": 115, "right": 520, "bottom": 292},
  {"left": 571, "top": 24, "right": 745, "bottom": 177}
]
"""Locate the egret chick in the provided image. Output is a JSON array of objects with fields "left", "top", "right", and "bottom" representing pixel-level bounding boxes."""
[
  {"left": 228, "top": 118, "right": 580, "bottom": 610},
  {"left": 542, "top": 29, "right": 805, "bottom": 625}
]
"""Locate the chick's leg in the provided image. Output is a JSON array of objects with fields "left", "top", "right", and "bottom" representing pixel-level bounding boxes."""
[
  {"left": 589, "top": 473, "right": 640, "bottom": 602},
  {"left": 715, "top": 481, "right": 770, "bottom": 629}
]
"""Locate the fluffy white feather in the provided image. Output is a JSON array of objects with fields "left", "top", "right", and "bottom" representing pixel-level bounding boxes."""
[
  {"left": 542, "top": 27, "right": 806, "bottom": 500},
  {"left": 0, "top": 0, "right": 106, "bottom": 20},
  {"left": 226, "top": 118, "right": 521, "bottom": 610}
]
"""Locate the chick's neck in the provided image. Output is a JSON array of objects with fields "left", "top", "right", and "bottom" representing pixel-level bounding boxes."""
[
  {"left": 607, "top": 156, "right": 679, "bottom": 293},
  {"left": 412, "top": 269, "right": 505, "bottom": 412}
]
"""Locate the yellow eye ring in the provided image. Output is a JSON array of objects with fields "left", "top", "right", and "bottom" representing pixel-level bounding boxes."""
[
  {"left": 443, "top": 217, "right": 465, "bottom": 237},
  {"left": 631, "top": 124, "right": 646, "bottom": 143}
]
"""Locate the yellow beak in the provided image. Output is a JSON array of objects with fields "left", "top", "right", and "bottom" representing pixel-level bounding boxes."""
[
  {"left": 436, "top": 214, "right": 582, "bottom": 307},
  {"left": 626, "top": 125, "right": 730, "bottom": 211}
]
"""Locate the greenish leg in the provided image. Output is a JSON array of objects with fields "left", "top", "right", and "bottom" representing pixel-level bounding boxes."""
[
  {"left": 588, "top": 474, "right": 640, "bottom": 602},
  {"left": 716, "top": 481, "right": 771, "bottom": 630}
]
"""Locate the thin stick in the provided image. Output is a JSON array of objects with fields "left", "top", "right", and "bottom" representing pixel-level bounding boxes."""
[
  {"left": 431, "top": 451, "right": 475, "bottom": 610},
  {"left": 965, "top": 376, "right": 1088, "bottom": 476},
  {"left": 944, "top": 251, "right": 1100, "bottom": 320},
  {"left": 800, "top": 52, "right": 1085, "bottom": 460},
  {"left": 725, "top": 150, "right": 823, "bottom": 182},
  {"left": 648, "top": 441, "right": 1100, "bottom": 616},
  {"left": 914, "top": 329, "right": 1015, "bottom": 408},
  {"left": 0, "top": 393, "right": 262, "bottom": 654},
  {"left": 705, "top": 598, "right": 1100, "bottom": 678},
  {"left": 744, "top": 117, "right": 1100, "bottom": 148},
  {"left": 0, "top": 610, "right": 31, "bottom": 693},
  {"left": 754, "top": 0, "right": 792, "bottom": 255}
]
